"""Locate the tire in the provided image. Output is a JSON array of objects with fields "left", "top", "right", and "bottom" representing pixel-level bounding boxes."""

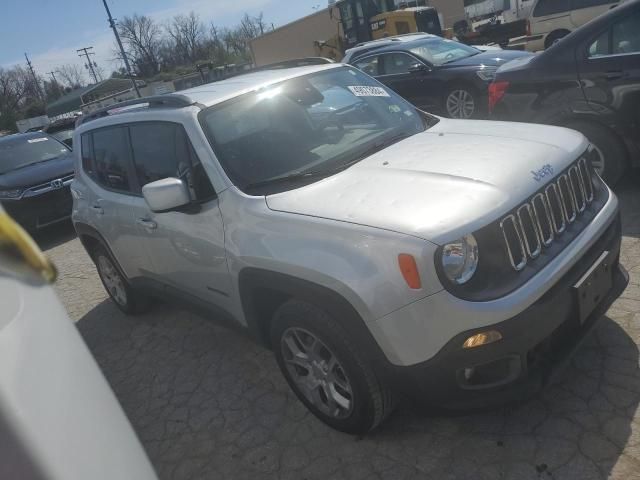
[
  {"left": 567, "top": 121, "right": 628, "bottom": 186},
  {"left": 544, "top": 30, "right": 570, "bottom": 50},
  {"left": 270, "top": 299, "right": 396, "bottom": 434},
  {"left": 444, "top": 85, "right": 484, "bottom": 120},
  {"left": 93, "top": 245, "right": 151, "bottom": 315}
]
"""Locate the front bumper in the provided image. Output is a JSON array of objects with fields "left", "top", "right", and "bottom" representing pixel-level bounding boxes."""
[
  {"left": 3, "top": 187, "right": 73, "bottom": 231},
  {"left": 383, "top": 214, "right": 627, "bottom": 409}
]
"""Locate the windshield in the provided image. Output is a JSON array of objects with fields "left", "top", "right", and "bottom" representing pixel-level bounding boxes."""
[
  {"left": 200, "top": 67, "right": 432, "bottom": 194},
  {"left": 0, "top": 136, "right": 69, "bottom": 175},
  {"left": 410, "top": 38, "right": 480, "bottom": 66}
]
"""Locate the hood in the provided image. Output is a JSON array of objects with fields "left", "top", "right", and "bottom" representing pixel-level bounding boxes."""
[
  {"left": 443, "top": 50, "right": 532, "bottom": 68},
  {"left": 266, "top": 119, "right": 588, "bottom": 244},
  {"left": 0, "top": 152, "right": 74, "bottom": 189}
]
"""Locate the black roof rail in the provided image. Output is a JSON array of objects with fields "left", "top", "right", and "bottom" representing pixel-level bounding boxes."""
[
  {"left": 253, "top": 57, "right": 335, "bottom": 72},
  {"left": 76, "top": 94, "right": 195, "bottom": 127}
]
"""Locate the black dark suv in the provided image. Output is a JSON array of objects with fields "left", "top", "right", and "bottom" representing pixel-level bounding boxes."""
[
  {"left": 489, "top": 0, "right": 640, "bottom": 185},
  {"left": 0, "top": 133, "right": 74, "bottom": 230}
]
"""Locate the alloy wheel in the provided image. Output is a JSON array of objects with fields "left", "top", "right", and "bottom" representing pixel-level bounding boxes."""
[
  {"left": 281, "top": 327, "right": 354, "bottom": 419},
  {"left": 97, "top": 255, "right": 127, "bottom": 307},
  {"left": 446, "top": 89, "right": 475, "bottom": 119}
]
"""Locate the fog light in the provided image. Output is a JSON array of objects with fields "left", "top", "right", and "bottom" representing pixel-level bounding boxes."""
[{"left": 462, "top": 331, "right": 502, "bottom": 349}]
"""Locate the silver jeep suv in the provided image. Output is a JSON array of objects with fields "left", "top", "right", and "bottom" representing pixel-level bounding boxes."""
[{"left": 72, "top": 63, "right": 627, "bottom": 434}]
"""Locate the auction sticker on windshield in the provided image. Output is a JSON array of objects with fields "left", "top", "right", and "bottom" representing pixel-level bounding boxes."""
[{"left": 348, "top": 86, "right": 390, "bottom": 97}]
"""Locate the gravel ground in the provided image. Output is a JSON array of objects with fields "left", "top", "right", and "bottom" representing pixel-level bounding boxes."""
[{"left": 40, "top": 177, "right": 640, "bottom": 480}]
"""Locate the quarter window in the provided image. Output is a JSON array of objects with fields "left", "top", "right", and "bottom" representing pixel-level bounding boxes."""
[
  {"left": 91, "top": 126, "right": 132, "bottom": 192},
  {"left": 80, "top": 133, "right": 94, "bottom": 176},
  {"left": 533, "top": 0, "right": 570, "bottom": 17}
]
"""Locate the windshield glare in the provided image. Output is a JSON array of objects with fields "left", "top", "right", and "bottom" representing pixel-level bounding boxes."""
[
  {"left": 201, "top": 67, "right": 428, "bottom": 194},
  {"left": 410, "top": 39, "right": 479, "bottom": 66},
  {"left": 0, "top": 136, "right": 69, "bottom": 175}
]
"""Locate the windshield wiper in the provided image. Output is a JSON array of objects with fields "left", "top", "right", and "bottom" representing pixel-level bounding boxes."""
[{"left": 243, "top": 170, "right": 333, "bottom": 191}]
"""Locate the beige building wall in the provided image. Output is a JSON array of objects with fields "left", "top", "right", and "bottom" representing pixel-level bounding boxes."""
[{"left": 250, "top": 9, "right": 340, "bottom": 67}]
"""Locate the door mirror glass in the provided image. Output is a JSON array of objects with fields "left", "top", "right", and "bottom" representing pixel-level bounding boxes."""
[{"left": 142, "top": 178, "right": 191, "bottom": 212}]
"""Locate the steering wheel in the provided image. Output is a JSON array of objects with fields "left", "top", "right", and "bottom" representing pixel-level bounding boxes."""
[
  {"left": 445, "top": 52, "right": 455, "bottom": 61},
  {"left": 321, "top": 112, "right": 345, "bottom": 144}
]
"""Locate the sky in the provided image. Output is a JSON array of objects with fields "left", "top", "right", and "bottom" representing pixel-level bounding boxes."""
[{"left": 0, "top": 0, "right": 327, "bottom": 80}]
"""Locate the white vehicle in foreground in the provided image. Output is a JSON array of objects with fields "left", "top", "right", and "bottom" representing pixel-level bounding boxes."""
[
  {"left": 0, "top": 206, "right": 157, "bottom": 480},
  {"left": 71, "top": 63, "right": 627, "bottom": 434}
]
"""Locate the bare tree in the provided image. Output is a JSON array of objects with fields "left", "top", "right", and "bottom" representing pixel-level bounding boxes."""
[
  {"left": 57, "top": 64, "right": 85, "bottom": 89},
  {"left": 166, "top": 12, "right": 204, "bottom": 63},
  {"left": 0, "top": 66, "right": 42, "bottom": 131},
  {"left": 118, "top": 14, "right": 162, "bottom": 76}
]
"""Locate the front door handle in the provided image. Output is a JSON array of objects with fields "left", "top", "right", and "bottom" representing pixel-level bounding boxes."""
[
  {"left": 136, "top": 218, "right": 157, "bottom": 230},
  {"left": 91, "top": 205, "right": 104, "bottom": 215},
  {"left": 602, "top": 70, "right": 626, "bottom": 81}
]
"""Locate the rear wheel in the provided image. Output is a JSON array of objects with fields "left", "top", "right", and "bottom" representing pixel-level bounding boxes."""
[
  {"left": 567, "top": 121, "right": 627, "bottom": 186},
  {"left": 94, "top": 245, "right": 150, "bottom": 315},
  {"left": 271, "top": 299, "right": 396, "bottom": 434},
  {"left": 545, "top": 30, "right": 570, "bottom": 49}
]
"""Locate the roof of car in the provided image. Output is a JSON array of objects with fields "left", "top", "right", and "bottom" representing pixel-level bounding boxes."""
[
  {"left": 177, "top": 63, "right": 343, "bottom": 108},
  {"left": 344, "top": 34, "right": 442, "bottom": 61}
]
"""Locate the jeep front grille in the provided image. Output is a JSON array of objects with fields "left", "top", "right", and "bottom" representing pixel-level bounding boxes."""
[{"left": 501, "top": 157, "right": 595, "bottom": 272}]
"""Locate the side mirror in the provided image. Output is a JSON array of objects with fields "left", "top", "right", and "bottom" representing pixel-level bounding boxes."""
[
  {"left": 408, "top": 63, "right": 430, "bottom": 73},
  {"left": 142, "top": 178, "right": 191, "bottom": 213}
]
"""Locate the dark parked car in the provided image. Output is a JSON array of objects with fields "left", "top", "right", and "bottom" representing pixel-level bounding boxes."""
[
  {"left": 0, "top": 133, "right": 74, "bottom": 230},
  {"left": 43, "top": 117, "right": 78, "bottom": 149},
  {"left": 490, "top": 0, "right": 640, "bottom": 185},
  {"left": 344, "top": 34, "right": 532, "bottom": 119}
]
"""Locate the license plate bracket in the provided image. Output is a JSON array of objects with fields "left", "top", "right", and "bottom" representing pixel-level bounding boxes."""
[{"left": 574, "top": 251, "right": 613, "bottom": 325}]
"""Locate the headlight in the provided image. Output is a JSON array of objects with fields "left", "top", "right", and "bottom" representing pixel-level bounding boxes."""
[
  {"left": 0, "top": 189, "right": 23, "bottom": 199},
  {"left": 476, "top": 68, "right": 498, "bottom": 82},
  {"left": 441, "top": 234, "right": 479, "bottom": 285}
]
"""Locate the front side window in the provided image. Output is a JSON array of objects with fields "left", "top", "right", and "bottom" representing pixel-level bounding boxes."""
[
  {"left": 382, "top": 53, "right": 418, "bottom": 75},
  {"left": 409, "top": 38, "right": 480, "bottom": 66},
  {"left": 0, "top": 136, "right": 69, "bottom": 175},
  {"left": 129, "top": 122, "right": 215, "bottom": 201},
  {"left": 354, "top": 56, "right": 380, "bottom": 76},
  {"left": 612, "top": 12, "right": 640, "bottom": 55},
  {"left": 200, "top": 67, "right": 432, "bottom": 195},
  {"left": 91, "top": 126, "right": 132, "bottom": 193},
  {"left": 533, "top": 0, "right": 570, "bottom": 17}
]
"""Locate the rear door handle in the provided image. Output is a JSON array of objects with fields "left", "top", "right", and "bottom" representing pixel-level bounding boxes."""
[
  {"left": 91, "top": 205, "right": 104, "bottom": 215},
  {"left": 136, "top": 218, "right": 157, "bottom": 230}
]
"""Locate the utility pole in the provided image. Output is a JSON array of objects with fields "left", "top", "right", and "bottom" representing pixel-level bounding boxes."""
[
  {"left": 47, "top": 71, "right": 61, "bottom": 97},
  {"left": 102, "top": 0, "right": 141, "bottom": 98},
  {"left": 24, "top": 53, "right": 44, "bottom": 101},
  {"left": 77, "top": 46, "right": 99, "bottom": 84}
]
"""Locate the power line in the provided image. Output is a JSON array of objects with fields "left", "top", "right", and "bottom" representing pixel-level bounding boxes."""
[
  {"left": 102, "top": 0, "right": 141, "bottom": 98},
  {"left": 24, "top": 53, "right": 44, "bottom": 101},
  {"left": 77, "top": 46, "right": 99, "bottom": 84}
]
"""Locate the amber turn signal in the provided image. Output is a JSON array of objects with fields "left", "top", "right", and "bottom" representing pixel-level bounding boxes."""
[
  {"left": 462, "top": 331, "right": 503, "bottom": 349},
  {"left": 398, "top": 254, "right": 421, "bottom": 290}
]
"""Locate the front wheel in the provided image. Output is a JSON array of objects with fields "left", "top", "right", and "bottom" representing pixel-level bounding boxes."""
[
  {"left": 271, "top": 300, "right": 396, "bottom": 434},
  {"left": 444, "top": 86, "right": 482, "bottom": 119}
]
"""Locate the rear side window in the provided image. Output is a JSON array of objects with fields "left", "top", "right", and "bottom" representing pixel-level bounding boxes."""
[
  {"left": 91, "top": 126, "right": 132, "bottom": 193},
  {"left": 534, "top": 0, "right": 570, "bottom": 17},
  {"left": 129, "top": 122, "right": 215, "bottom": 201}
]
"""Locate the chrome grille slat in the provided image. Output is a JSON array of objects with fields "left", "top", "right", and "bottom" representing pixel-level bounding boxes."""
[
  {"left": 517, "top": 204, "right": 541, "bottom": 259},
  {"left": 500, "top": 158, "right": 597, "bottom": 271},
  {"left": 500, "top": 214, "right": 527, "bottom": 271},
  {"left": 531, "top": 193, "right": 554, "bottom": 247}
]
